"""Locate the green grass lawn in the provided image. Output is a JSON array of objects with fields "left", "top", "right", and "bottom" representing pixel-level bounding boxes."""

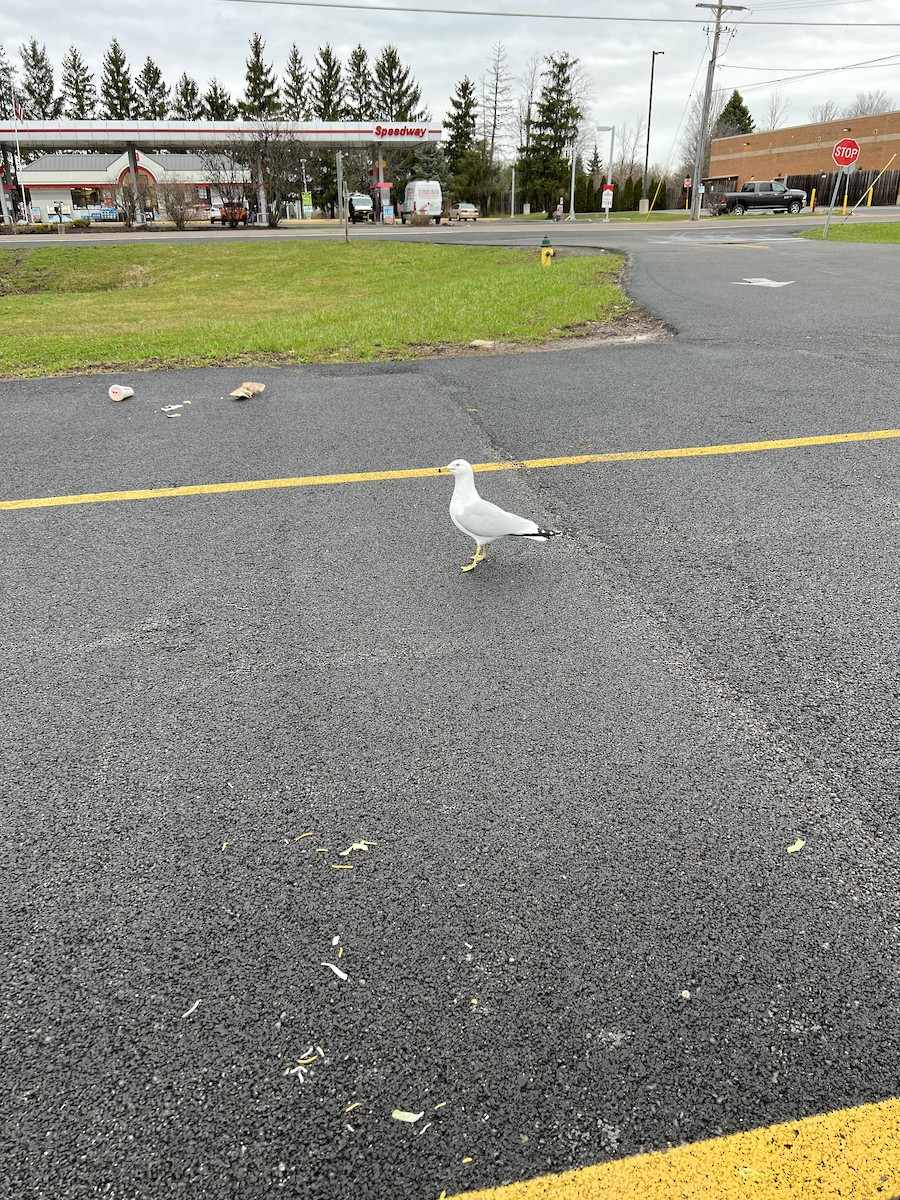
[
  {"left": 798, "top": 221, "right": 900, "bottom": 243},
  {"left": 0, "top": 241, "right": 629, "bottom": 378}
]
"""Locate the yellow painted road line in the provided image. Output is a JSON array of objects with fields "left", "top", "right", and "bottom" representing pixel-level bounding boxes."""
[
  {"left": 2, "top": 428, "right": 899, "bottom": 512},
  {"left": 450, "top": 1096, "right": 900, "bottom": 1200}
]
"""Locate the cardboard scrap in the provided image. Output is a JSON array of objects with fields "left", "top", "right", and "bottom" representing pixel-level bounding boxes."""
[{"left": 229, "top": 382, "right": 266, "bottom": 399}]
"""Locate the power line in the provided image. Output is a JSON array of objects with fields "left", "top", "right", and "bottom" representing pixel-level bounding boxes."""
[
  {"left": 725, "top": 52, "right": 900, "bottom": 88},
  {"left": 723, "top": 56, "right": 900, "bottom": 68},
  {"left": 220, "top": 0, "right": 900, "bottom": 27},
  {"left": 750, "top": 0, "right": 877, "bottom": 9}
]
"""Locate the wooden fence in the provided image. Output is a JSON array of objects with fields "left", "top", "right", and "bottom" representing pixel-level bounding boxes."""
[
  {"left": 701, "top": 169, "right": 899, "bottom": 210},
  {"left": 784, "top": 169, "right": 900, "bottom": 208}
]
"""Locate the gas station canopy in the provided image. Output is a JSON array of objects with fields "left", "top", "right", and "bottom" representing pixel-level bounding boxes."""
[{"left": 0, "top": 119, "right": 443, "bottom": 153}]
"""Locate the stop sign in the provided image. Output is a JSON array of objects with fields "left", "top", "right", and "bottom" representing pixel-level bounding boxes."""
[{"left": 832, "top": 138, "right": 860, "bottom": 167}]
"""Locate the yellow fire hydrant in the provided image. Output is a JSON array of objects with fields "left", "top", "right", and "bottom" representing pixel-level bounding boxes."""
[{"left": 540, "top": 236, "right": 555, "bottom": 267}]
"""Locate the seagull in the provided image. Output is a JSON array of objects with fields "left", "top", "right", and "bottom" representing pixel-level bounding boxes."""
[{"left": 439, "top": 459, "right": 562, "bottom": 572}]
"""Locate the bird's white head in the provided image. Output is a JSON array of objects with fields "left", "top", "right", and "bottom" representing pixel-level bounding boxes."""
[{"left": 440, "top": 459, "right": 472, "bottom": 477}]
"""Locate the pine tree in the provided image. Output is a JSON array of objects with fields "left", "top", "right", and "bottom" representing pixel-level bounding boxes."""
[
  {"left": 373, "top": 45, "right": 422, "bottom": 121},
  {"left": 61, "top": 47, "right": 98, "bottom": 119},
  {"left": 344, "top": 45, "right": 373, "bottom": 120},
  {"left": 100, "top": 39, "right": 134, "bottom": 119},
  {"left": 716, "top": 90, "right": 754, "bottom": 136},
  {"left": 310, "top": 44, "right": 344, "bottom": 120},
  {"left": 239, "top": 33, "right": 280, "bottom": 118},
  {"left": 409, "top": 142, "right": 449, "bottom": 187},
  {"left": 203, "top": 78, "right": 236, "bottom": 121},
  {"left": 519, "top": 53, "right": 582, "bottom": 212},
  {"left": 170, "top": 74, "right": 203, "bottom": 120},
  {"left": 19, "top": 39, "right": 62, "bottom": 119},
  {"left": 587, "top": 143, "right": 602, "bottom": 185},
  {"left": 282, "top": 44, "right": 309, "bottom": 119},
  {"left": 134, "top": 57, "right": 169, "bottom": 120},
  {"left": 444, "top": 76, "right": 478, "bottom": 176}
]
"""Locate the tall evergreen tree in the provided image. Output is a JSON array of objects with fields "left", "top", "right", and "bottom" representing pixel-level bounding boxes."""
[
  {"left": 444, "top": 76, "right": 478, "bottom": 175},
  {"left": 373, "top": 45, "right": 422, "bottom": 121},
  {"left": 203, "top": 78, "right": 236, "bottom": 121},
  {"left": 170, "top": 74, "right": 203, "bottom": 120},
  {"left": 282, "top": 44, "right": 309, "bottom": 119},
  {"left": 100, "top": 39, "right": 134, "bottom": 119},
  {"left": 310, "top": 44, "right": 344, "bottom": 120},
  {"left": 19, "top": 39, "right": 62, "bottom": 119},
  {"left": 134, "top": 57, "right": 169, "bottom": 120},
  {"left": 587, "top": 143, "right": 602, "bottom": 182},
  {"left": 239, "top": 33, "right": 280, "bottom": 118},
  {"left": 344, "top": 45, "right": 373, "bottom": 120},
  {"left": 716, "top": 89, "right": 754, "bottom": 136},
  {"left": 61, "top": 47, "right": 97, "bottom": 119},
  {"left": 409, "top": 142, "right": 449, "bottom": 187},
  {"left": 519, "top": 53, "right": 582, "bottom": 212}
]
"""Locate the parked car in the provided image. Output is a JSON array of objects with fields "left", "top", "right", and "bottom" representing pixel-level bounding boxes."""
[
  {"left": 711, "top": 180, "right": 807, "bottom": 216},
  {"left": 450, "top": 202, "right": 479, "bottom": 221},
  {"left": 349, "top": 193, "right": 374, "bottom": 222},
  {"left": 212, "top": 202, "right": 250, "bottom": 227}
]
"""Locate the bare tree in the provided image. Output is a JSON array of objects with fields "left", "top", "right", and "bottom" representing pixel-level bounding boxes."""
[
  {"left": 678, "top": 86, "right": 726, "bottom": 180},
  {"left": 106, "top": 178, "right": 154, "bottom": 229},
  {"left": 614, "top": 115, "right": 647, "bottom": 179},
  {"left": 229, "top": 120, "right": 315, "bottom": 227},
  {"left": 843, "top": 89, "right": 895, "bottom": 118},
  {"left": 156, "top": 180, "right": 194, "bottom": 229},
  {"left": 197, "top": 146, "right": 250, "bottom": 220},
  {"left": 515, "top": 53, "right": 541, "bottom": 155},
  {"left": 480, "top": 43, "right": 513, "bottom": 167},
  {"left": 760, "top": 90, "right": 789, "bottom": 131},
  {"left": 808, "top": 99, "right": 839, "bottom": 124}
]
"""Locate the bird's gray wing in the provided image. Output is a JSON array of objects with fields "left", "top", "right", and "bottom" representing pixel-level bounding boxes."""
[{"left": 453, "top": 496, "right": 539, "bottom": 539}]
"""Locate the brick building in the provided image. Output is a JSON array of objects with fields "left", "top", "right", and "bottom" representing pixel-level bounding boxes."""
[{"left": 709, "top": 110, "right": 900, "bottom": 205}]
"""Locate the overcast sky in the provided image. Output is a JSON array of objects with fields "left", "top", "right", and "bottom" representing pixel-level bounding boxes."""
[{"left": 4, "top": 0, "right": 898, "bottom": 170}]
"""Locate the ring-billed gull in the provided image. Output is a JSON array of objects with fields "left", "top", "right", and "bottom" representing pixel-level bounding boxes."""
[{"left": 439, "top": 459, "right": 562, "bottom": 572}]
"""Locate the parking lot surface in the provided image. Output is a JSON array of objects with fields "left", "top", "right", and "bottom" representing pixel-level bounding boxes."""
[{"left": 2, "top": 228, "right": 898, "bottom": 1199}]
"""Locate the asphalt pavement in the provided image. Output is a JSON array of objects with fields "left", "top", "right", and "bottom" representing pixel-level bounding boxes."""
[{"left": 1, "top": 220, "right": 899, "bottom": 1199}]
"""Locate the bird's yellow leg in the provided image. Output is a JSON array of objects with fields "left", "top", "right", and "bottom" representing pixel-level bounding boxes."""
[{"left": 460, "top": 544, "right": 485, "bottom": 572}]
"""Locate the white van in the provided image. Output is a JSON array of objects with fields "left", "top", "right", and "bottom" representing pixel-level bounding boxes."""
[{"left": 400, "top": 180, "right": 442, "bottom": 224}]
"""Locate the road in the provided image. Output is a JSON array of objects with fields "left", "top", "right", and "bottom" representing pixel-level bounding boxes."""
[{"left": 2, "top": 218, "right": 899, "bottom": 1200}]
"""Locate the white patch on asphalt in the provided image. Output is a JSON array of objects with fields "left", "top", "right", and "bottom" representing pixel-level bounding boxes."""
[{"left": 733, "top": 278, "right": 796, "bottom": 287}]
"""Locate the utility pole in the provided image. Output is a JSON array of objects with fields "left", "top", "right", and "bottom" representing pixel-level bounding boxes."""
[
  {"left": 642, "top": 50, "right": 664, "bottom": 204},
  {"left": 690, "top": 0, "right": 744, "bottom": 222}
]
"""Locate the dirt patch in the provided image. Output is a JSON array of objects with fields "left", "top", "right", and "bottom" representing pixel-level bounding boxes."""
[
  {"left": 122, "top": 264, "right": 151, "bottom": 288},
  {"left": 423, "top": 310, "right": 672, "bottom": 358}
]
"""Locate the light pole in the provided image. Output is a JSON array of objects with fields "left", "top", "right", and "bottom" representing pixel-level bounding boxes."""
[
  {"left": 567, "top": 145, "right": 577, "bottom": 220},
  {"left": 642, "top": 51, "right": 664, "bottom": 203},
  {"left": 299, "top": 158, "right": 308, "bottom": 218}
]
